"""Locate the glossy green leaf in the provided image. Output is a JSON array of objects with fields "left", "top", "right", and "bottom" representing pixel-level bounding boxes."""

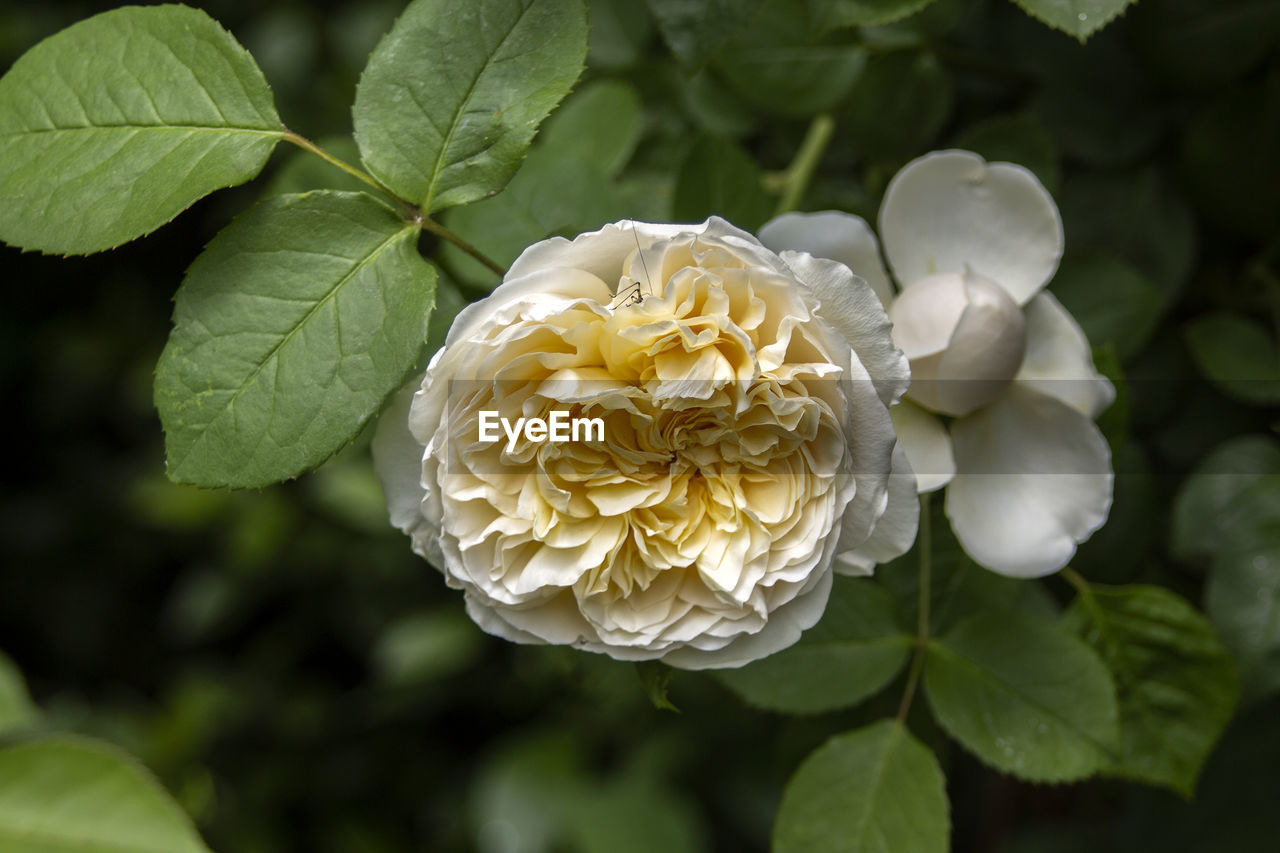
[
  {"left": 1185, "top": 313, "right": 1280, "bottom": 406},
  {"left": 156, "top": 191, "right": 436, "bottom": 488},
  {"left": 924, "top": 612, "right": 1119, "bottom": 782},
  {"left": 672, "top": 137, "right": 774, "bottom": 232},
  {"left": 1063, "top": 583, "right": 1238, "bottom": 795},
  {"left": 643, "top": 0, "right": 766, "bottom": 68},
  {"left": 0, "top": 4, "right": 284, "bottom": 255},
  {"left": 773, "top": 720, "right": 948, "bottom": 853},
  {"left": 0, "top": 652, "right": 37, "bottom": 736},
  {"left": 352, "top": 0, "right": 588, "bottom": 213},
  {"left": 715, "top": 0, "right": 866, "bottom": 117},
  {"left": 715, "top": 578, "right": 912, "bottom": 713},
  {"left": 1009, "top": 0, "right": 1137, "bottom": 42},
  {"left": 1171, "top": 436, "right": 1280, "bottom": 563},
  {"left": 808, "top": 0, "right": 938, "bottom": 31},
  {"left": 1051, "top": 254, "right": 1162, "bottom": 361},
  {"left": 0, "top": 737, "right": 212, "bottom": 853},
  {"left": 843, "top": 51, "right": 953, "bottom": 159}
]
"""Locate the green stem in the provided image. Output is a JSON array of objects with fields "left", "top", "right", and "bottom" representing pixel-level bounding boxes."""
[
  {"left": 283, "top": 131, "right": 398, "bottom": 200},
  {"left": 283, "top": 131, "right": 507, "bottom": 278},
  {"left": 419, "top": 216, "right": 507, "bottom": 278},
  {"left": 773, "top": 113, "right": 835, "bottom": 217},
  {"left": 897, "top": 492, "right": 932, "bottom": 723}
]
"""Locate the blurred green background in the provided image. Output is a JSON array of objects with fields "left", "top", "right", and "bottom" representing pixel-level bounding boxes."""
[{"left": 2, "top": 0, "right": 1279, "bottom": 850}]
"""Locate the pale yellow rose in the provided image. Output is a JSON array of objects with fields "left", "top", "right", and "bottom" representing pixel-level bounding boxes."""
[{"left": 373, "top": 218, "right": 915, "bottom": 668}]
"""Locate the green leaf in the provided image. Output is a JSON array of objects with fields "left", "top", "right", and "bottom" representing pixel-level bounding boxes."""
[
  {"left": 714, "top": 0, "right": 866, "bottom": 117},
  {"left": 953, "top": 113, "right": 1060, "bottom": 194},
  {"left": 843, "top": 50, "right": 953, "bottom": 159},
  {"left": 671, "top": 136, "right": 774, "bottom": 233},
  {"left": 1184, "top": 312, "right": 1280, "bottom": 406},
  {"left": 1171, "top": 436, "right": 1280, "bottom": 563},
  {"left": 1208, "top": 544, "right": 1280, "bottom": 706},
  {"left": 0, "top": 737, "right": 212, "bottom": 853},
  {"left": 1062, "top": 583, "right": 1238, "bottom": 796},
  {"left": 0, "top": 5, "right": 284, "bottom": 255},
  {"left": 155, "top": 191, "right": 436, "bottom": 488},
  {"left": 1009, "top": 0, "right": 1136, "bottom": 42},
  {"left": 924, "top": 612, "right": 1119, "bottom": 782},
  {"left": 808, "top": 0, "right": 939, "bottom": 31},
  {"left": 643, "top": 0, "right": 767, "bottom": 68},
  {"left": 773, "top": 719, "right": 948, "bottom": 853},
  {"left": 1051, "top": 254, "right": 1162, "bottom": 361},
  {"left": 715, "top": 578, "right": 912, "bottom": 713},
  {"left": 0, "top": 652, "right": 38, "bottom": 736},
  {"left": 352, "top": 0, "right": 588, "bottom": 213},
  {"left": 537, "top": 80, "right": 643, "bottom": 177}
]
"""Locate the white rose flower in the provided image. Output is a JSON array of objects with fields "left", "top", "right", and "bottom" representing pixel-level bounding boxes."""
[
  {"left": 372, "top": 217, "right": 917, "bottom": 669},
  {"left": 761, "top": 150, "right": 1114, "bottom": 579}
]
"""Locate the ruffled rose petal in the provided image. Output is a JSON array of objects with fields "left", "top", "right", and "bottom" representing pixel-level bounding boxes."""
[
  {"left": 759, "top": 211, "right": 895, "bottom": 306},
  {"left": 1016, "top": 292, "right": 1116, "bottom": 419},
  {"left": 506, "top": 216, "right": 758, "bottom": 285},
  {"left": 879, "top": 150, "right": 1064, "bottom": 305},
  {"left": 836, "top": 443, "right": 920, "bottom": 574},
  {"left": 779, "top": 249, "right": 910, "bottom": 406},
  {"left": 661, "top": 569, "right": 833, "bottom": 670},
  {"left": 945, "top": 385, "right": 1113, "bottom": 578},
  {"left": 890, "top": 400, "right": 954, "bottom": 492},
  {"left": 372, "top": 380, "right": 430, "bottom": 542}
]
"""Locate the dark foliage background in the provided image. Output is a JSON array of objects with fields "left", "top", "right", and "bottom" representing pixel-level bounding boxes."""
[{"left": 2, "top": 0, "right": 1278, "bottom": 850}]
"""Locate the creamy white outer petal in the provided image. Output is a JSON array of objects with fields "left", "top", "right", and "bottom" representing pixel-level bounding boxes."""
[
  {"left": 879, "top": 150, "right": 1064, "bottom": 305},
  {"left": 890, "top": 400, "right": 954, "bottom": 492},
  {"left": 945, "top": 385, "right": 1114, "bottom": 578},
  {"left": 371, "top": 378, "right": 430, "bottom": 541},
  {"left": 759, "top": 211, "right": 895, "bottom": 306},
  {"left": 661, "top": 568, "right": 834, "bottom": 669},
  {"left": 836, "top": 443, "right": 920, "bottom": 574},
  {"left": 780, "top": 249, "right": 910, "bottom": 406},
  {"left": 506, "top": 216, "right": 759, "bottom": 285},
  {"left": 1016, "top": 292, "right": 1116, "bottom": 419}
]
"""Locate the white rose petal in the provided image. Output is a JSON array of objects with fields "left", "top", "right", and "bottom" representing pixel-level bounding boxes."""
[
  {"left": 891, "top": 271, "right": 1028, "bottom": 416},
  {"left": 760, "top": 211, "right": 895, "bottom": 306},
  {"left": 373, "top": 218, "right": 914, "bottom": 669},
  {"left": 1016, "top": 292, "right": 1116, "bottom": 419},
  {"left": 945, "top": 385, "right": 1114, "bottom": 578},
  {"left": 889, "top": 400, "right": 954, "bottom": 494},
  {"left": 879, "top": 150, "right": 1064, "bottom": 305}
]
